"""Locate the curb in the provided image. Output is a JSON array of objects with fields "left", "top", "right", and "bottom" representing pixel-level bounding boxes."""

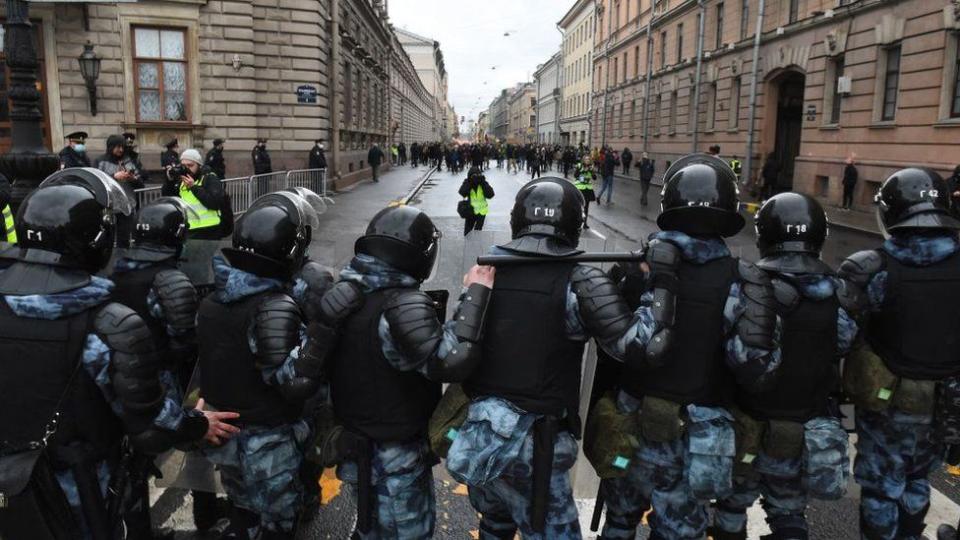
[{"left": 401, "top": 166, "right": 438, "bottom": 205}]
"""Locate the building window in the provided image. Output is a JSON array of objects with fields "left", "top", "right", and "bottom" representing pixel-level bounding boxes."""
[
  {"left": 630, "top": 99, "right": 637, "bottom": 136},
  {"left": 669, "top": 91, "right": 677, "bottom": 134},
  {"left": 654, "top": 94, "right": 662, "bottom": 135},
  {"left": 660, "top": 31, "right": 667, "bottom": 68},
  {"left": 677, "top": 23, "right": 684, "bottom": 63},
  {"left": 788, "top": 0, "right": 799, "bottom": 24},
  {"left": 952, "top": 37, "right": 960, "bottom": 118},
  {"left": 881, "top": 45, "right": 901, "bottom": 121},
  {"left": 613, "top": 57, "right": 619, "bottom": 86},
  {"left": 688, "top": 91, "right": 696, "bottom": 133},
  {"left": 730, "top": 76, "right": 741, "bottom": 129},
  {"left": 623, "top": 52, "right": 628, "bottom": 82},
  {"left": 825, "top": 55, "right": 844, "bottom": 125},
  {"left": 635, "top": 45, "right": 640, "bottom": 78},
  {"left": 133, "top": 26, "right": 188, "bottom": 122},
  {"left": 707, "top": 82, "right": 717, "bottom": 130},
  {"left": 715, "top": 2, "right": 724, "bottom": 50},
  {"left": 740, "top": 0, "right": 749, "bottom": 41}
]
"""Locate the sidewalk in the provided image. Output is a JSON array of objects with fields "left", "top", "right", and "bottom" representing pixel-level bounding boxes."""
[{"left": 612, "top": 171, "right": 882, "bottom": 237}]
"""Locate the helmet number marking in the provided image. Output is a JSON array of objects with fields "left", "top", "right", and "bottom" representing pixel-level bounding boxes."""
[
  {"left": 920, "top": 190, "right": 939, "bottom": 199},
  {"left": 533, "top": 207, "right": 556, "bottom": 217},
  {"left": 26, "top": 230, "right": 43, "bottom": 242},
  {"left": 785, "top": 224, "right": 808, "bottom": 234}
]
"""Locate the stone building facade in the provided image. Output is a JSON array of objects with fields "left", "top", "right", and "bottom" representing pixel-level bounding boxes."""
[
  {"left": 388, "top": 28, "right": 435, "bottom": 146},
  {"left": 534, "top": 52, "right": 562, "bottom": 144},
  {"left": 507, "top": 82, "right": 536, "bottom": 143},
  {"left": 489, "top": 89, "right": 508, "bottom": 141},
  {"left": 592, "top": 0, "right": 960, "bottom": 212},
  {"left": 559, "top": 0, "right": 596, "bottom": 146},
  {"left": 395, "top": 27, "right": 451, "bottom": 142},
  {"left": 3, "top": 0, "right": 449, "bottom": 188}
]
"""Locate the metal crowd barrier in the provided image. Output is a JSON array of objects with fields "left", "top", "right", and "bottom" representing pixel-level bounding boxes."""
[{"left": 135, "top": 168, "right": 331, "bottom": 215}]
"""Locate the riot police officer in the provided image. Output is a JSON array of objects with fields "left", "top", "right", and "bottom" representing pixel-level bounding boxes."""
[
  {"left": 0, "top": 168, "right": 234, "bottom": 539},
  {"left": 316, "top": 205, "right": 495, "bottom": 539},
  {"left": 444, "top": 177, "right": 663, "bottom": 539},
  {"left": 197, "top": 191, "right": 331, "bottom": 540},
  {"left": 710, "top": 193, "right": 858, "bottom": 540},
  {"left": 839, "top": 168, "right": 960, "bottom": 540},
  {"left": 596, "top": 154, "right": 780, "bottom": 540}
]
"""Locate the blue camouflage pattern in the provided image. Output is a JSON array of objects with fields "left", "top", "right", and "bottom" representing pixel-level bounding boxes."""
[
  {"left": 337, "top": 439, "right": 436, "bottom": 539},
  {"left": 446, "top": 397, "right": 581, "bottom": 539},
  {"left": 203, "top": 420, "right": 311, "bottom": 533},
  {"left": 600, "top": 391, "right": 736, "bottom": 540},
  {"left": 211, "top": 253, "right": 286, "bottom": 304},
  {"left": 865, "top": 233, "right": 960, "bottom": 311},
  {"left": 713, "top": 416, "right": 849, "bottom": 536}
]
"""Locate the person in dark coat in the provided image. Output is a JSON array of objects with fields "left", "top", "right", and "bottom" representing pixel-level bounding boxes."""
[
  {"left": 367, "top": 143, "right": 384, "bottom": 182},
  {"left": 252, "top": 138, "right": 272, "bottom": 175},
  {"left": 97, "top": 134, "right": 144, "bottom": 248},
  {"left": 59, "top": 130, "right": 91, "bottom": 169},
  {"left": 761, "top": 153, "right": 780, "bottom": 200},
  {"left": 948, "top": 165, "right": 960, "bottom": 218},
  {"left": 205, "top": 138, "right": 226, "bottom": 179},
  {"left": 621, "top": 147, "right": 633, "bottom": 175},
  {"left": 308, "top": 140, "right": 327, "bottom": 170},
  {"left": 638, "top": 152, "right": 655, "bottom": 206},
  {"left": 841, "top": 155, "right": 858, "bottom": 210},
  {"left": 398, "top": 142, "right": 407, "bottom": 165},
  {"left": 597, "top": 147, "right": 617, "bottom": 205},
  {"left": 160, "top": 137, "right": 180, "bottom": 171}
]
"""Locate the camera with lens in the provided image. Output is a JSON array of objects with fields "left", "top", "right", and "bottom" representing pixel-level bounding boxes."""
[{"left": 168, "top": 163, "right": 192, "bottom": 181}]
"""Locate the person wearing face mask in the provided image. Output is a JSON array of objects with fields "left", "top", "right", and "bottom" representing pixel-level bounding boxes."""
[
  {"left": 59, "top": 131, "right": 91, "bottom": 169},
  {"left": 97, "top": 134, "right": 145, "bottom": 248},
  {"left": 160, "top": 137, "right": 180, "bottom": 171},
  {"left": 162, "top": 149, "right": 227, "bottom": 240}
]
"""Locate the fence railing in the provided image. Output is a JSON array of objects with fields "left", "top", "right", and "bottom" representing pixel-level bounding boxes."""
[{"left": 135, "top": 168, "right": 331, "bottom": 215}]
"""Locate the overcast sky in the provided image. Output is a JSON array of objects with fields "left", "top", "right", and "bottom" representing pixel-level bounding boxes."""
[{"left": 388, "top": 0, "right": 571, "bottom": 131}]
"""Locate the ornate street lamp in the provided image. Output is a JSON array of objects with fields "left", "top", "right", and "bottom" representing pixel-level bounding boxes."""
[
  {"left": 78, "top": 42, "right": 101, "bottom": 116},
  {"left": 0, "top": 0, "right": 60, "bottom": 206}
]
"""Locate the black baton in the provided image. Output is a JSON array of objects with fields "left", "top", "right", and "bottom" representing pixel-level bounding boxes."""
[
  {"left": 477, "top": 252, "right": 642, "bottom": 266},
  {"left": 590, "top": 481, "right": 605, "bottom": 532},
  {"left": 530, "top": 416, "right": 559, "bottom": 533}
]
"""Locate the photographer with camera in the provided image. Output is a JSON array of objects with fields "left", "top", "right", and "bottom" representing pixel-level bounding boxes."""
[
  {"left": 162, "top": 148, "right": 228, "bottom": 240},
  {"left": 97, "top": 134, "right": 145, "bottom": 247},
  {"left": 458, "top": 165, "right": 494, "bottom": 236}
]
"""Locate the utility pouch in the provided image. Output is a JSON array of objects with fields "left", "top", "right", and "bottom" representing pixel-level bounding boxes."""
[
  {"left": 428, "top": 384, "right": 470, "bottom": 459},
  {"left": 639, "top": 395, "right": 685, "bottom": 443},
  {"left": 0, "top": 448, "right": 78, "bottom": 540},
  {"left": 935, "top": 376, "right": 960, "bottom": 446},
  {"left": 842, "top": 347, "right": 898, "bottom": 412},
  {"left": 763, "top": 419, "right": 805, "bottom": 460},
  {"left": 583, "top": 392, "right": 640, "bottom": 479},
  {"left": 730, "top": 407, "right": 764, "bottom": 477},
  {"left": 892, "top": 378, "right": 936, "bottom": 416}
]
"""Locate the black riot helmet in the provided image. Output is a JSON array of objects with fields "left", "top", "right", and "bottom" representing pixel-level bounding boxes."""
[
  {"left": 222, "top": 191, "right": 319, "bottom": 281},
  {"left": 658, "top": 153, "right": 744, "bottom": 237},
  {"left": 504, "top": 177, "right": 584, "bottom": 256},
  {"left": 754, "top": 192, "right": 833, "bottom": 274},
  {"left": 0, "top": 168, "right": 134, "bottom": 294},
  {"left": 875, "top": 167, "right": 960, "bottom": 233},
  {"left": 129, "top": 197, "right": 197, "bottom": 262},
  {"left": 355, "top": 205, "right": 441, "bottom": 282}
]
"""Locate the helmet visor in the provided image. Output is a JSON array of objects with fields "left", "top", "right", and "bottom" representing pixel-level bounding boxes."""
[
  {"left": 39, "top": 167, "right": 135, "bottom": 216},
  {"left": 146, "top": 196, "right": 201, "bottom": 223},
  {"left": 422, "top": 226, "right": 443, "bottom": 284},
  {"left": 247, "top": 191, "right": 320, "bottom": 231},
  {"left": 283, "top": 187, "right": 325, "bottom": 220}
]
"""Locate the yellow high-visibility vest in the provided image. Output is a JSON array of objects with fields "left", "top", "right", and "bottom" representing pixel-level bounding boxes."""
[
  {"left": 574, "top": 171, "right": 594, "bottom": 191},
  {"left": 179, "top": 177, "right": 221, "bottom": 230},
  {"left": 2, "top": 204, "right": 15, "bottom": 243},
  {"left": 470, "top": 186, "right": 488, "bottom": 216}
]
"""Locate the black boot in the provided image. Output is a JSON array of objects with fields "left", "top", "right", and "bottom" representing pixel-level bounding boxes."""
[
  {"left": 898, "top": 503, "right": 930, "bottom": 539},
  {"left": 706, "top": 525, "right": 747, "bottom": 540},
  {"left": 192, "top": 491, "right": 229, "bottom": 533},
  {"left": 761, "top": 527, "right": 808, "bottom": 540}
]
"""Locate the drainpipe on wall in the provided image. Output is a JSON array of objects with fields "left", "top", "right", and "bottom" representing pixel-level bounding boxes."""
[
  {"left": 600, "top": 0, "right": 612, "bottom": 149},
  {"left": 743, "top": 0, "right": 767, "bottom": 189},
  {"left": 690, "top": 0, "right": 706, "bottom": 152},
  {"left": 642, "top": 0, "right": 655, "bottom": 153},
  {"left": 330, "top": 0, "right": 341, "bottom": 181}
]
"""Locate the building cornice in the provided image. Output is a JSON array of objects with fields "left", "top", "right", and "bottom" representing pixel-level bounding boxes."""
[{"left": 559, "top": 0, "right": 594, "bottom": 29}]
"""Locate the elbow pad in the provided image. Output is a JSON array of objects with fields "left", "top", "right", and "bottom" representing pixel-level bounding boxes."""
[
  {"left": 153, "top": 269, "right": 198, "bottom": 333},
  {"left": 96, "top": 303, "right": 164, "bottom": 432},
  {"left": 643, "top": 240, "right": 682, "bottom": 368},
  {"left": 253, "top": 294, "right": 302, "bottom": 372},
  {"left": 295, "top": 261, "right": 335, "bottom": 323},
  {"left": 427, "top": 284, "right": 492, "bottom": 382},
  {"left": 570, "top": 264, "right": 633, "bottom": 344},
  {"left": 383, "top": 291, "right": 444, "bottom": 368},
  {"left": 318, "top": 280, "right": 365, "bottom": 327},
  {"left": 736, "top": 260, "right": 777, "bottom": 350}
]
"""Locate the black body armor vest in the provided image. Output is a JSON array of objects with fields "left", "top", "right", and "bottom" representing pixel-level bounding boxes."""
[
  {"left": 739, "top": 292, "right": 839, "bottom": 422},
  {"left": 868, "top": 250, "right": 960, "bottom": 380},
  {"left": 0, "top": 299, "right": 122, "bottom": 464},
  {"left": 624, "top": 256, "right": 738, "bottom": 406},
  {"left": 110, "top": 261, "right": 175, "bottom": 354},
  {"left": 329, "top": 288, "right": 442, "bottom": 442},
  {"left": 197, "top": 292, "right": 301, "bottom": 426},
  {"left": 465, "top": 263, "right": 586, "bottom": 434}
]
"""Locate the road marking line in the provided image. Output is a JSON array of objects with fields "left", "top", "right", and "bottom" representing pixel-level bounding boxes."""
[{"left": 586, "top": 227, "right": 607, "bottom": 240}]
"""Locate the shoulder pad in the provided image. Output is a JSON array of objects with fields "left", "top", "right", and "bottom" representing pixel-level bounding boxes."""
[
  {"left": 383, "top": 290, "right": 443, "bottom": 365},
  {"left": 297, "top": 261, "right": 334, "bottom": 293},
  {"left": 770, "top": 277, "right": 801, "bottom": 313},
  {"left": 153, "top": 269, "right": 198, "bottom": 332},
  {"left": 838, "top": 250, "right": 885, "bottom": 287},
  {"left": 737, "top": 259, "right": 772, "bottom": 287},
  {"left": 384, "top": 289, "right": 437, "bottom": 314},
  {"left": 254, "top": 293, "right": 302, "bottom": 368},
  {"left": 319, "top": 281, "right": 365, "bottom": 323},
  {"left": 94, "top": 302, "right": 154, "bottom": 353},
  {"left": 646, "top": 239, "right": 682, "bottom": 272},
  {"left": 835, "top": 277, "right": 866, "bottom": 313}
]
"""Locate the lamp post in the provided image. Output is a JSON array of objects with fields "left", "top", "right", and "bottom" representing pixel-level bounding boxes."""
[
  {"left": 78, "top": 42, "right": 101, "bottom": 116},
  {"left": 0, "top": 0, "right": 60, "bottom": 207}
]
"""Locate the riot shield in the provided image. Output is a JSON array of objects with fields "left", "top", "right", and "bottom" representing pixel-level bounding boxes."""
[{"left": 179, "top": 239, "right": 224, "bottom": 292}]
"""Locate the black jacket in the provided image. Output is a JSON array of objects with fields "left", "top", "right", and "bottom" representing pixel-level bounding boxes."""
[
  {"left": 161, "top": 149, "right": 180, "bottom": 169},
  {"left": 59, "top": 146, "right": 91, "bottom": 169},
  {"left": 843, "top": 164, "right": 859, "bottom": 187},
  {"left": 639, "top": 158, "right": 655, "bottom": 181},
  {"left": 162, "top": 166, "right": 224, "bottom": 211},
  {"left": 252, "top": 146, "right": 272, "bottom": 175},
  {"left": 459, "top": 177, "right": 494, "bottom": 199},
  {"left": 205, "top": 147, "right": 226, "bottom": 178},
  {"left": 367, "top": 146, "right": 384, "bottom": 167},
  {"left": 308, "top": 145, "right": 327, "bottom": 169}
]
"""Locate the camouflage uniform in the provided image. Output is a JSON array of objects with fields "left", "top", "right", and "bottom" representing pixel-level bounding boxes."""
[
  {"left": 714, "top": 275, "right": 857, "bottom": 538},
  {"left": 600, "top": 231, "right": 782, "bottom": 540},
  {"left": 332, "top": 254, "right": 447, "bottom": 539},
  {"left": 445, "top": 245, "right": 670, "bottom": 540},
  {"left": 851, "top": 233, "right": 960, "bottom": 540},
  {"left": 201, "top": 256, "right": 315, "bottom": 535}
]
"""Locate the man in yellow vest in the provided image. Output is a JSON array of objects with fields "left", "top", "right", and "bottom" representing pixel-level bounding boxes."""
[
  {"left": 729, "top": 155, "right": 743, "bottom": 184},
  {"left": 0, "top": 173, "right": 14, "bottom": 244},
  {"left": 162, "top": 148, "right": 227, "bottom": 240},
  {"left": 574, "top": 158, "right": 597, "bottom": 229},
  {"left": 458, "top": 166, "right": 494, "bottom": 236}
]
